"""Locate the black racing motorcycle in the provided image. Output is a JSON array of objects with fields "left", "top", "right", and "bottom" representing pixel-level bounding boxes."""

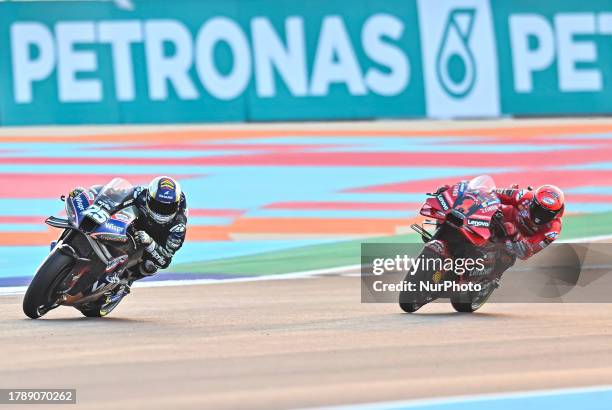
[{"left": 23, "top": 178, "right": 144, "bottom": 319}]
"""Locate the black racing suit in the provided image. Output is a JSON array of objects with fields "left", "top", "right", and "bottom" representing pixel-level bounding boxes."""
[
  {"left": 129, "top": 186, "right": 188, "bottom": 278},
  {"left": 83, "top": 185, "right": 187, "bottom": 279}
]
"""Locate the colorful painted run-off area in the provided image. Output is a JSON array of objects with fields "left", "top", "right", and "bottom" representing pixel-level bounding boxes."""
[{"left": 2, "top": 120, "right": 612, "bottom": 286}]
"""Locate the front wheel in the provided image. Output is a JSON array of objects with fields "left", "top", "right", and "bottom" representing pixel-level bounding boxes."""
[
  {"left": 23, "top": 250, "right": 74, "bottom": 319},
  {"left": 398, "top": 248, "right": 440, "bottom": 313}
]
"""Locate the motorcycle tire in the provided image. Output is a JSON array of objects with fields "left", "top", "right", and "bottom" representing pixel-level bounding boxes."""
[
  {"left": 450, "top": 283, "right": 496, "bottom": 313},
  {"left": 23, "top": 250, "right": 74, "bottom": 319},
  {"left": 399, "top": 248, "right": 439, "bottom": 314},
  {"left": 79, "top": 308, "right": 104, "bottom": 317},
  {"left": 78, "top": 298, "right": 122, "bottom": 318},
  {"left": 399, "top": 302, "right": 425, "bottom": 313}
]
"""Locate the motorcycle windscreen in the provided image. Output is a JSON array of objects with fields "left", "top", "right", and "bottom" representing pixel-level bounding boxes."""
[
  {"left": 95, "top": 178, "right": 134, "bottom": 209},
  {"left": 467, "top": 175, "right": 496, "bottom": 193},
  {"left": 459, "top": 175, "right": 500, "bottom": 241}
]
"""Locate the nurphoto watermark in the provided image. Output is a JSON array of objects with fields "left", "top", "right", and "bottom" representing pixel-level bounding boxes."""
[{"left": 361, "top": 243, "right": 612, "bottom": 303}]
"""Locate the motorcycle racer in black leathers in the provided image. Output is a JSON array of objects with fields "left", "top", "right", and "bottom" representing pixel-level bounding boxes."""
[{"left": 68, "top": 176, "right": 187, "bottom": 293}]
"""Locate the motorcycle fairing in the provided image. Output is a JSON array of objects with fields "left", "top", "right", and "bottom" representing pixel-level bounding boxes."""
[
  {"left": 66, "top": 190, "right": 95, "bottom": 227},
  {"left": 419, "top": 177, "right": 501, "bottom": 245},
  {"left": 89, "top": 206, "right": 138, "bottom": 243}
]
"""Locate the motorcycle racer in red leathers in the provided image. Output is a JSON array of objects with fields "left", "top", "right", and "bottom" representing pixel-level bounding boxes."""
[
  {"left": 434, "top": 182, "right": 564, "bottom": 259},
  {"left": 493, "top": 184, "right": 564, "bottom": 260}
]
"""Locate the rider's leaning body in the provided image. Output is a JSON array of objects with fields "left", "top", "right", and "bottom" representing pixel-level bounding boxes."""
[
  {"left": 435, "top": 182, "right": 564, "bottom": 259},
  {"left": 494, "top": 184, "right": 563, "bottom": 260},
  {"left": 70, "top": 176, "right": 187, "bottom": 279}
]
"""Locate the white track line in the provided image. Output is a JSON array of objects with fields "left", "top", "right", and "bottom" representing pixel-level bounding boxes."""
[
  {"left": 0, "top": 265, "right": 361, "bottom": 296},
  {"left": 560, "top": 234, "right": 612, "bottom": 243},
  {"left": 1, "top": 233, "right": 610, "bottom": 296}
]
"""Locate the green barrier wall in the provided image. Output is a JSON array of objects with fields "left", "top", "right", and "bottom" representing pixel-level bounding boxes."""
[{"left": 0, "top": 0, "right": 610, "bottom": 124}]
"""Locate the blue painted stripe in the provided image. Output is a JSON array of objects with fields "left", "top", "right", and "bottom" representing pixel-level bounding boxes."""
[
  {"left": 560, "top": 162, "right": 612, "bottom": 170},
  {"left": 0, "top": 224, "right": 46, "bottom": 232},
  {"left": 566, "top": 203, "right": 612, "bottom": 213},
  {"left": 315, "top": 385, "right": 612, "bottom": 410},
  {"left": 245, "top": 209, "right": 416, "bottom": 219},
  {"left": 565, "top": 186, "right": 612, "bottom": 194}
]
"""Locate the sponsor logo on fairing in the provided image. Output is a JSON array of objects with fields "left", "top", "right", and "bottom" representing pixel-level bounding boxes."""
[
  {"left": 467, "top": 218, "right": 490, "bottom": 228},
  {"left": 103, "top": 221, "right": 123, "bottom": 234},
  {"left": 437, "top": 194, "right": 450, "bottom": 211},
  {"left": 112, "top": 211, "right": 131, "bottom": 223},
  {"left": 74, "top": 195, "right": 87, "bottom": 212}
]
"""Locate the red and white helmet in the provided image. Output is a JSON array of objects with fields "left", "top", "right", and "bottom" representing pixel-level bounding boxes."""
[{"left": 530, "top": 185, "right": 564, "bottom": 225}]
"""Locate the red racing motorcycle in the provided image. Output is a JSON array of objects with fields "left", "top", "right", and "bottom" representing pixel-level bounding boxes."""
[{"left": 399, "top": 175, "right": 514, "bottom": 313}]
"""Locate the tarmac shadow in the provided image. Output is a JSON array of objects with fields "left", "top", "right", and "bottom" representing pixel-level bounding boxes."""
[{"left": 397, "top": 311, "right": 523, "bottom": 320}]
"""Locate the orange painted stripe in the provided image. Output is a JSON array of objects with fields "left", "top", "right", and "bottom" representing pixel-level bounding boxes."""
[
  {"left": 0, "top": 230, "right": 58, "bottom": 246},
  {"left": 185, "top": 226, "right": 231, "bottom": 241},
  {"left": 3, "top": 123, "right": 612, "bottom": 144}
]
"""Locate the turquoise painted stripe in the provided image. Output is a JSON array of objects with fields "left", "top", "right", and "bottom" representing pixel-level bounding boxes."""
[
  {"left": 0, "top": 199, "right": 61, "bottom": 216},
  {"left": 0, "top": 224, "right": 46, "bottom": 232},
  {"left": 566, "top": 186, "right": 612, "bottom": 194},
  {"left": 566, "top": 203, "right": 612, "bottom": 213},
  {"left": 560, "top": 162, "right": 612, "bottom": 170},
  {"left": 245, "top": 209, "right": 415, "bottom": 219}
]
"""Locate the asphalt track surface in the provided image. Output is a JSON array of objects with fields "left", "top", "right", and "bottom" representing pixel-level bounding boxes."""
[{"left": 2, "top": 276, "right": 612, "bottom": 410}]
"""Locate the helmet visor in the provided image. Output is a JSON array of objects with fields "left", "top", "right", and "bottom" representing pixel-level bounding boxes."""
[
  {"left": 530, "top": 201, "right": 557, "bottom": 225},
  {"left": 147, "top": 195, "right": 178, "bottom": 223}
]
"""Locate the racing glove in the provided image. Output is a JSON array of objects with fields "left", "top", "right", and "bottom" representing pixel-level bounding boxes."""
[
  {"left": 134, "top": 230, "right": 156, "bottom": 252},
  {"left": 505, "top": 237, "right": 529, "bottom": 259}
]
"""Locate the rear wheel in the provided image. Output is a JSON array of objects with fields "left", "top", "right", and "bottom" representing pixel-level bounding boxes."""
[
  {"left": 78, "top": 306, "right": 104, "bottom": 318},
  {"left": 78, "top": 284, "right": 130, "bottom": 318},
  {"left": 399, "top": 302, "right": 426, "bottom": 313},
  {"left": 23, "top": 250, "right": 74, "bottom": 319},
  {"left": 450, "top": 281, "right": 497, "bottom": 313},
  {"left": 78, "top": 298, "right": 121, "bottom": 318}
]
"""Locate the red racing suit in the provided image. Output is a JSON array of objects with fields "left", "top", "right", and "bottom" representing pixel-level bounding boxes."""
[{"left": 494, "top": 186, "right": 563, "bottom": 260}]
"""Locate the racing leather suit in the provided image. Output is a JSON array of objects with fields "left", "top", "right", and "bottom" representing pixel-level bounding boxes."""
[
  {"left": 494, "top": 186, "right": 562, "bottom": 260},
  {"left": 73, "top": 185, "right": 187, "bottom": 278}
]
